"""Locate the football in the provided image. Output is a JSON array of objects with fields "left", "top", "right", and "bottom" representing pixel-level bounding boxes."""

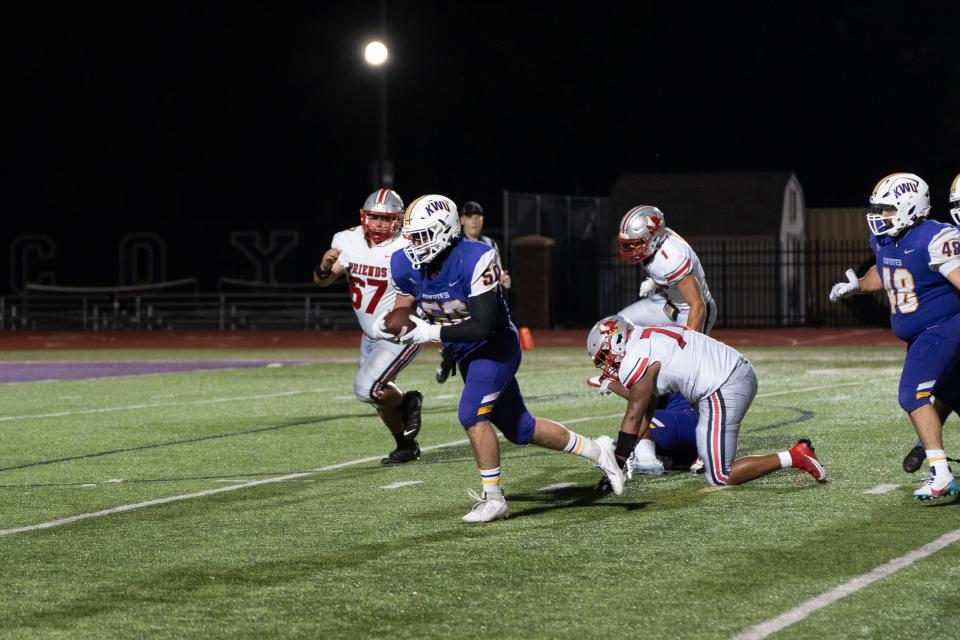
[{"left": 382, "top": 307, "right": 418, "bottom": 336}]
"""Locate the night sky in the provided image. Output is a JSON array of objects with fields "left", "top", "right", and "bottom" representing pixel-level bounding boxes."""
[{"left": 10, "top": 1, "right": 960, "bottom": 234}]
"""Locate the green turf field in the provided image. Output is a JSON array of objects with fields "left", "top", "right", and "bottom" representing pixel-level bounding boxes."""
[{"left": 1, "top": 346, "right": 958, "bottom": 639}]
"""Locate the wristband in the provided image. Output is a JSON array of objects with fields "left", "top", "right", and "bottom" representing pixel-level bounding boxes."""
[{"left": 313, "top": 265, "right": 332, "bottom": 280}]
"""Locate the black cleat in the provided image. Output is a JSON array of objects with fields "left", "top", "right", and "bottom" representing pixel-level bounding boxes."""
[
  {"left": 399, "top": 390, "right": 423, "bottom": 442},
  {"left": 381, "top": 442, "right": 421, "bottom": 465},
  {"left": 436, "top": 348, "right": 456, "bottom": 384},
  {"left": 902, "top": 444, "right": 925, "bottom": 474}
]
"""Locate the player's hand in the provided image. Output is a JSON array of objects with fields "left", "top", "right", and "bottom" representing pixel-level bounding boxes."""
[
  {"left": 320, "top": 248, "right": 340, "bottom": 273},
  {"left": 399, "top": 314, "right": 442, "bottom": 345},
  {"left": 829, "top": 269, "right": 859, "bottom": 302},
  {"left": 598, "top": 378, "right": 613, "bottom": 396},
  {"left": 638, "top": 277, "right": 658, "bottom": 299},
  {"left": 500, "top": 270, "right": 512, "bottom": 289},
  {"left": 371, "top": 311, "right": 400, "bottom": 342}
]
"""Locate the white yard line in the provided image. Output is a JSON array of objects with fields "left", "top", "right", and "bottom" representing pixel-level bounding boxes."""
[
  {"left": 0, "top": 437, "right": 471, "bottom": 537},
  {"left": 0, "top": 388, "right": 335, "bottom": 423},
  {"left": 864, "top": 484, "right": 899, "bottom": 495},
  {"left": 379, "top": 480, "right": 424, "bottom": 490},
  {"left": 733, "top": 528, "right": 960, "bottom": 640}
]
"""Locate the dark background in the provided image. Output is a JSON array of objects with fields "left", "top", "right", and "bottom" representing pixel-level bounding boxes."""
[{"left": 6, "top": 0, "right": 960, "bottom": 288}]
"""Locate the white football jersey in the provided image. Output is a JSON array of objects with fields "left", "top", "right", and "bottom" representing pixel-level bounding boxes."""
[
  {"left": 331, "top": 226, "right": 409, "bottom": 338},
  {"left": 617, "top": 325, "right": 743, "bottom": 401},
  {"left": 644, "top": 230, "right": 714, "bottom": 310}
]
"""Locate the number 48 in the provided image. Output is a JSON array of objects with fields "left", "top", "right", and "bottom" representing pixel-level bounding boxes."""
[{"left": 882, "top": 266, "right": 917, "bottom": 314}]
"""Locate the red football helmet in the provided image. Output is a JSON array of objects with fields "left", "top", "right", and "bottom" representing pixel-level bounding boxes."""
[
  {"left": 617, "top": 205, "right": 665, "bottom": 264},
  {"left": 360, "top": 188, "right": 404, "bottom": 244}
]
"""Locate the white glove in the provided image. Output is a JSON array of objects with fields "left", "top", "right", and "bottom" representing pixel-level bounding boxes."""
[
  {"left": 371, "top": 311, "right": 400, "bottom": 341},
  {"left": 399, "top": 314, "right": 442, "bottom": 345},
  {"left": 598, "top": 378, "right": 613, "bottom": 396},
  {"left": 829, "top": 269, "right": 859, "bottom": 302},
  {"left": 638, "top": 277, "right": 659, "bottom": 299}
]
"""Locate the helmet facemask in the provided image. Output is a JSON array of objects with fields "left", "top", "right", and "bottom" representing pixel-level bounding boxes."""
[
  {"left": 402, "top": 200, "right": 461, "bottom": 269},
  {"left": 361, "top": 210, "right": 403, "bottom": 244},
  {"left": 617, "top": 234, "right": 655, "bottom": 263}
]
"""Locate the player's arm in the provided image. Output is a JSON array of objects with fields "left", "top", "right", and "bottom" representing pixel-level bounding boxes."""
[
  {"left": 614, "top": 362, "right": 660, "bottom": 465},
  {"left": 830, "top": 265, "right": 880, "bottom": 301},
  {"left": 858, "top": 265, "right": 882, "bottom": 292},
  {"left": 675, "top": 274, "right": 706, "bottom": 332},
  {"left": 392, "top": 293, "right": 416, "bottom": 309},
  {"left": 313, "top": 248, "right": 344, "bottom": 287},
  {"left": 439, "top": 290, "right": 497, "bottom": 341},
  {"left": 945, "top": 265, "right": 960, "bottom": 290}
]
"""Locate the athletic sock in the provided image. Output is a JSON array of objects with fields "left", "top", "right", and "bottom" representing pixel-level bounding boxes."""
[
  {"left": 480, "top": 467, "right": 503, "bottom": 497},
  {"left": 777, "top": 450, "right": 793, "bottom": 469},
  {"left": 634, "top": 438, "right": 657, "bottom": 462},
  {"left": 926, "top": 449, "right": 951, "bottom": 477},
  {"left": 562, "top": 430, "right": 600, "bottom": 462}
]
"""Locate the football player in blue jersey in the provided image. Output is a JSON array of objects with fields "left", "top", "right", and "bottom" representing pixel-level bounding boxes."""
[
  {"left": 830, "top": 173, "right": 960, "bottom": 500},
  {"left": 372, "top": 194, "right": 625, "bottom": 523},
  {"left": 624, "top": 392, "right": 701, "bottom": 477},
  {"left": 901, "top": 173, "right": 960, "bottom": 473}
]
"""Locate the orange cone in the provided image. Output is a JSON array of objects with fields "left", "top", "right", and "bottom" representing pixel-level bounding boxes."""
[{"left": 519, "top": 327, "right": 535, "bottom": 350}]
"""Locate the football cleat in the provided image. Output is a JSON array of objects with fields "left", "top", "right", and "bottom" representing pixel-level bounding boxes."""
[
  {"left": 587, "top": 375, "right": 603, "bottom": 388},
  {"left": 462, "top": 489, "right": 508, "bottom": 523},
  {"left": 595, "top": 438, "right": 626, "bottom": 495},
  {"left": 689, "top": 456, "right": 705, "bottom": 474},
  {"left": 626, "top": 451, "right": 664, "bottom": 477},
  {"left": 399, "top": 390, "right": 423, "bottom": 442},
  {"left": 902, "top": 444, "right": 925, "bottom": 474},
  {"left": 913, "top": 468, "right": 958, "bottom": 501},
  {"left": 381, "top": 442, "right": 420, "bottom": 465},
  {"left": 789, "top": 439, "right": 828, "bottom": 484}
]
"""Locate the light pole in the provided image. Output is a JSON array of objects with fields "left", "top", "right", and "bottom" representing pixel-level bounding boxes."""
[{"left": 363, "top": 40, "right": 390, "bottom": 188}]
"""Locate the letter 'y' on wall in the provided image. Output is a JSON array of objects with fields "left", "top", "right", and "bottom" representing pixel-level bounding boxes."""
[{"left": 230, "top": 231, "right": 300, "bottom": 282}]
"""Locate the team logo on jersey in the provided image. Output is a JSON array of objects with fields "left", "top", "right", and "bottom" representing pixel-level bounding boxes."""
[{"left": 422, "top": 291, "right": 451, "bottom": 300}]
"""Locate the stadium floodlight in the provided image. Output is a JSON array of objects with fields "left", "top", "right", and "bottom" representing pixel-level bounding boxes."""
[{"left": 364, "top": 41, "right": 388, "bottom": 66}]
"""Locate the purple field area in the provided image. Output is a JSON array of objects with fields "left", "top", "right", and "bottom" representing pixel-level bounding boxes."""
[{"left": 0, "top": 359, "right": 349, "bottom": 384}]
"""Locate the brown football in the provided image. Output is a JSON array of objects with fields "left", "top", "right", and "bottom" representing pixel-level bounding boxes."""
[{"left": 383, "top": 307, "right": 418, "bottom": 336}]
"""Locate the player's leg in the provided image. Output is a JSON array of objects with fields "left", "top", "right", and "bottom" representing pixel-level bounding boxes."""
[
  {"left": 489, "top": 377, "right": 625, "bottom": 495},
  {"left": 354, "top": 336, "right": 423, "bottom": 464},
  {"left": 696, "top": 362, "right": 827, "bottom": 485},
  {"left": 618, "top": 294, "right": 672, "bottom": 327},
  {"left": 897, "top": 322, "right": 960, "bottom": 499}
]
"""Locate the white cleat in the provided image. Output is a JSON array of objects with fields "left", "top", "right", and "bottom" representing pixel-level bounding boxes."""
[
  {"left": 595, "top": 438, "right": 626, "bottom": 496},
  {"left": 689, "top": 456, "right": 705, "bottom": 474},
  {"left": 913, "top": 468, "right": 959, "bottom": 501},
  {"left": 628, "top": 455, "right": 665, "bottom": 477},
  {"left": 462, "top": 489, "right": 508, "bottom": 523}
]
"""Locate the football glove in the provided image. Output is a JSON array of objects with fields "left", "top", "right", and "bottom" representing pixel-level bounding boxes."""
[
  {"left": 828, "top": 269, "right": 859, "bottom": 302},
  {"left": 399, "top": 314, "right": 442, "bottom": 345},
  {"left": 371, "top": 311, "right": 401, "bottom": 341},
  {"left": 638, "top": 277, "right": 659, "bottom": 299}
]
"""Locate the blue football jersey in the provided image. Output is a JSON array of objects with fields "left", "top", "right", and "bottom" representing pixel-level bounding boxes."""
[
  {"left": 869, "top": 220, "right": 960, "bottom": 342},
  {"left": 390, "top": 238, "right": 516, "bottom": 359}
]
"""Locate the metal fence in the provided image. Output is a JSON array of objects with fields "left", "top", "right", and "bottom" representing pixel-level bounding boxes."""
[
  {"left": 589, "top": 239, "right": 886, "bottom": 328},
  {"left": 0, "top": 241, "right": 888, "bottom": 331}
]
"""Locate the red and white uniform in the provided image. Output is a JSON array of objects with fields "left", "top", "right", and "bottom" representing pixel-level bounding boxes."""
[
  {"left": 617, "top": 326, "right": 756, "bottom": 486},
  {"left": 619, "top": 230, "right": 717, "bottom": 333},
  {"left": 332, "top": 226, "right": 409, "bottom": 338},
  {"left": 330, "top": 226, "right": 419, "bottom": 406}
]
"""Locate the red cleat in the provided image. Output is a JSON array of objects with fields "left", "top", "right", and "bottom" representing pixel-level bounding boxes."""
[{"left": 789, "top": 439, "right": 828, "bottom": 484}]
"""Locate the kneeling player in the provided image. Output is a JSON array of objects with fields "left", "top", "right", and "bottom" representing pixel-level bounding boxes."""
[
  {"left": 374, "top": 194, "right": 624, "bottom": 523},
  {"left": 587, "top": 315, "right": 828, "bottom": 487},
  {"left": 313, "top": 189, "right": 423, "bottom": 464}
]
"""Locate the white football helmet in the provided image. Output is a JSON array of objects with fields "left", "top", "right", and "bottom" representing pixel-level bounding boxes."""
[
  {"left": 402, "top": 195, "right": 461, "bottom": 268},
  {"left": 949, "top": 173, "right": 960, "bottom": 226},
  {"left": 617, "top": 205, "right": 666, "bottom": 263},
  {"left": 866, "top": 173, "right": 930, "bottom": 236},
  {"left": 360, "top": 188, "right": 404, "bottom": 244},
  {"left": 587, "top": 315, "right": 634, "bottom": 379}
]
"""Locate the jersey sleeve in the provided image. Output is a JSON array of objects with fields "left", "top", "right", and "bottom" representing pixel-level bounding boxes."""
[
  {"left": 928, "top": 226, "right": 960, "bottom": 276},
  {"left": 389, "top": 251, "right": 417, "bottom": 297},
  {"left": 618, "top": 339, "right": 653, "bottom": 389},
  {"left": 331, "top": 230, "right": 352, "bottom": 269},
  {"left": 468, "top": 249, "right": 501, "bottom": 297},
  {"left": 648, "top": 243, "right": 694, "bottom": 286}
]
